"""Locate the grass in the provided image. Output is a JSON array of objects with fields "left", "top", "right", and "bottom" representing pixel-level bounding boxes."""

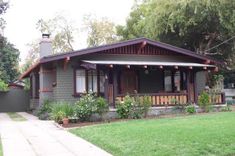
[
  {"left": 0, "top": 136, "right": 2, "bottom": 156},
  {"left": 7, "top": 112, "right": 26, "bottom": 121},
  {"left": 70, "top": 112, "right": 235, "bottom": 156}
]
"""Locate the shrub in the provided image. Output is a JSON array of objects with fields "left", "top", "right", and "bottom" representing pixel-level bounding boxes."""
[
  {"left": 142, "top": 96, "right": 151, "bottom": 117},
  {"left": 186, "top": 104, "right": 196, "bottom": 114},
  {"left": 117, "top": 95, "right": 152, "bottom": 119},
  {"left": 37, "top": 99, "right": 53, "bottom": 120},
  {"left": 116, "top": 95, "right": 133, "bottom": 119},
  {"left": 221, "top": 104, "right": 232, "bottom": 112},
  {"left": 50, "top": 102, "right": 75, "bottom": 123},
  {"left": 52, "top": 111, "right": 66, "bottom": 123},
  {"left": 96, "top": 96, "right": 109, "bottom": 120},
  {"left": 0, "top": 79, "right": 8, "bottom": 91},
  {"left": 74, "top": 92, "right": 96, "bottom": 122},
  {"left": 198, "top": 91, "right": 211, "bottom": 112}
]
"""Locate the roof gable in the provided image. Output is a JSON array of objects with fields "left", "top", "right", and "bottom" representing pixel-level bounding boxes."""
[{"left": 40, "top": 37, "right": 221, "bottom": 64}]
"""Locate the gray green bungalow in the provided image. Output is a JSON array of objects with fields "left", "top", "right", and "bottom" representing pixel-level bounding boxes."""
[{"left": 20, "top": 34, "right": 225, "bottom": 110}]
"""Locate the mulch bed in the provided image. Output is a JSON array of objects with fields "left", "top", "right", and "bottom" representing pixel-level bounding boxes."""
[
  {"left": 61, "top": 110, "right": 234, "bottom": 129},
  {"left": 56, "top": 105, "right": 235, "bottom": 129}
]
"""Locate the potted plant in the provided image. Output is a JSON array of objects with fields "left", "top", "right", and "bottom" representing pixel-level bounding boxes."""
[{"left": 62, "top": 116, "right": 69, "bottom": 125}]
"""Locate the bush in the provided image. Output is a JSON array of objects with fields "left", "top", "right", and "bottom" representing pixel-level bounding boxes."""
[
  {"left": 186, "top": 104, "right": 196, "bottom": 114},
  {"left": 74, "top": 92, "right": 96, "bottom": 122},
  {"left": 50, "top": 102, "right": 75, "bottom": 123},
  {"left": 142, "top": 96, "right": 151, "bottom": 117},
  {"left": 116, "top": 95, "right": 133, "bottom": 119},
  {"left": 221, "top": 104, "right": 232, "bottom": 112},
  {"left": 0, "top": 79, "right": 8, "bottom": 91},
  {"left": 198, "top": 91, "right": 211, "bottom": 112},
  {"left": 96, "top": 96, "right": 109, "bottom": 120},
  {"left": 37, "top": 99, "right": 53, "bottom": 120},
  {"left": 117, "top": 95, "right": 152, "bottom": 119}
]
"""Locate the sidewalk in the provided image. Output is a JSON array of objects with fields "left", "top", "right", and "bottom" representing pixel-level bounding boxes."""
[{"left": 0, "top": 112, "right": 112, "bottom": 156}]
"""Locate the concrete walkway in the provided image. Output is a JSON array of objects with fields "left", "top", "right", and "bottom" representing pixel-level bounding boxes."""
[{"left": 0, "top": 112, "right": 112, "bottom": 156}]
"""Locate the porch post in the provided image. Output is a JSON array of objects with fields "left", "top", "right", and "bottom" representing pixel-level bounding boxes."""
[
  {"left": 113, "top": 69, "right": 118, "bottom": 108},
  {"left": 186, "top": 70, "right": 191, "bottom": 103},
  {"left": 104, "top": 69, "right": 109, "bottom": 103},
  {"left": 194, "top": 71, "right": 198, "bottom": 104}
]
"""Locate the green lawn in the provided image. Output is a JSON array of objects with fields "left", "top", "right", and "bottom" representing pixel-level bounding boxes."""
[
  {"left": 0, "top": 136, "right": 3, "bottom": 156},
  {"left": 70, "top": 112, "right": 235, "bottom": 156},
  {"left": 7, "top": 112, "right": 26, "bottom": 121}
]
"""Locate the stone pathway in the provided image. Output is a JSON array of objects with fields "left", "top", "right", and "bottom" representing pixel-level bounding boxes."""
[{"left": 0, "top": 112, "right": 112, "bottom": 156}]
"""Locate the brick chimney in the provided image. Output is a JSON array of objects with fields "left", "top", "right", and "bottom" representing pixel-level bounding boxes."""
[{"left": 40, "top": 34, "right": 52, "bottom": 58}]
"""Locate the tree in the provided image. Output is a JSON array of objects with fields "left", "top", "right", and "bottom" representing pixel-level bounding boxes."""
[
  {"left": 22, "top": 14, "right": 77, "bottom": 71},
  {"left": 0, "top": 36, "right": 20, "bottom": 83},
  {"left": 117, "top": 0, "right": 235, "bottom": 66},
  {"left": 0, "top": 1, "right": 20, "bottom": 83},
  {"left": 36, "top": 14, "right": 76, "bottom": 54},
  {"left": 83, "top": 15, "right": 118, "bottom": 47}
]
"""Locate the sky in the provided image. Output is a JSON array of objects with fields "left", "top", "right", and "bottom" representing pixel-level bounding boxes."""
[{"left": 3, "top": 0, "right": 135, "bottom": 64}]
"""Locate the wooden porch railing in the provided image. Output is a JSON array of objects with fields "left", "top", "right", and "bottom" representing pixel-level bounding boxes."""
[
  {"left": 116, "top": 93, "right": 188, "bottom": 106},
  {"left": 198, "top": 92, "right": 225, "bottom": 105}
]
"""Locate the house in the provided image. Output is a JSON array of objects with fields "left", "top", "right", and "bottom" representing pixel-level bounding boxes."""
[{"left": 20, "top": 34, "right": 225, "bottom": 110}]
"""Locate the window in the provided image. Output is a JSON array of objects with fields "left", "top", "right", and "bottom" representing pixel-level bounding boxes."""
[
  {"left": 76, "top": 70, "right": 86, "bottom": 93},
  {"left": 88, "top": 70, "right": 97, "bottom": 92},
  {"left": 174, "top": 71, "right": 180, "bottom": 92},
  {"left": 99, "top": 71, "right": 105, "bottom": 93},
  {"left": 164, "top": 70, "right": 172, "bottom": 92},
  {"left": 164, "top": 70, "right": 187, "bottom": 92},
  {"left": 75, "top": 69, "right": 105, "bottom": 94}
]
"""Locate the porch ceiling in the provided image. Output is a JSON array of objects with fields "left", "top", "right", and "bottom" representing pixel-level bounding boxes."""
[{"left": 82, "top": 60, "right": 215, "bottom": 67}]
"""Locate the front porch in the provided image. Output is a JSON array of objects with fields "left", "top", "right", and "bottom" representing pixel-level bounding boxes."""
[{"left": 81, "top": 60, "right": 225, "bottom": 107}]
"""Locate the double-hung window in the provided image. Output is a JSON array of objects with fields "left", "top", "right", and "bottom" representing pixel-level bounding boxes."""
[
  {"left": 88, "top": 70, "right": 97, "bottom": 92},
  {"left": 75, "top": 69, "right": 86, "bottom": 93},
  {"left": 75, "top": 69, "right": 105, "bottom": 95}
]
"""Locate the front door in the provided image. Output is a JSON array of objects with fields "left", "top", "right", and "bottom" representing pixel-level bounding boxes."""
[{"left": 120, "top": 70, "right": 137, "bottom": 94}]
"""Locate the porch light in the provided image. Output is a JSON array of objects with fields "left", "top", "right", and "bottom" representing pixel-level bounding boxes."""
[
  {"left": 189, "top": 66, "right": 193, "bottom": 70},
  {"left": 145, "top": 69, "right": 149, "bottom": 74},
  {"left": 159, "top": 65, "right": 163, "bottom": 69},
  {"left": 174, "top": 66, "right": 178, "bottom": 70},
  {"left": 126, "top": 65, "right": 130, "bottom": 68},
  {"left": 214, "top": 67, "right": 219, "bottom": 72},
  {"left": 144, "top": 65, "right": 147, "bottom": 68},
  {"left": 203, "top": 66, "right": 207, "bottom": 70},
  {"left": 109, "top": 64, "right": 113, "bottom": 68}
]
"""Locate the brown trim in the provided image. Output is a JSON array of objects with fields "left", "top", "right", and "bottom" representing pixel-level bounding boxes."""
[
  {"left": 194, "top": 71, "right": 198, "bottom": 104},
  {"left": 117, "top": 92, "right": 187, "bottom": 97},
  {"left": 40, "top": 88, "right": 53, "bottom": 92},
  {"left": 171, "top": 70, "right": 175, "bottom": 92},
  {"left": 85, "top": 70, "right": 88, "bottom": 92},
  {"left": 40, "top": 38, "right": 222, "bottom": 65},
  {"left": 73, "top": 68, "right": 76, "bottom": 96},
  {"left": 19, "top": 61, "right": 40, "bottom": 79},
  {"left": 97, "top": 68, "right": 100, "bottom": 95},
  {"left": 186, "top": 70, "right": 190, "bottom": 102}
]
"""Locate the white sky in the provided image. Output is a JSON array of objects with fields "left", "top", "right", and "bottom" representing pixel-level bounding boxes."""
[{"left": 3, "top": 0, "right": 135, "bottom": 64}]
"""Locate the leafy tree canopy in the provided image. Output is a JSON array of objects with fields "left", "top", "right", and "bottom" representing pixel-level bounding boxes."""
[
  {"left": 117, "top": 0, "right": 235, "bottom": 67},
  {"left": 0, "top": 1, "right": 20, "bottom": 83},
  {"left": 36, "top": 14, "right": 76, "bottom": 54},
  {"left": 83, "top": 15, "right": 119, "bottom": 47},
  {"left": 0, "top": 36, "right": 20, "bottom": 83}
]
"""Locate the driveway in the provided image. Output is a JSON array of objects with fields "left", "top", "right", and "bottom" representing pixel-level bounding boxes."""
[{"left": 0, "top": 112, "right": 112, "bottom": 156}]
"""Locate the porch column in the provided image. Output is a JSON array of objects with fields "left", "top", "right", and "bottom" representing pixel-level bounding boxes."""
[
  {"left": 194, "top": 71, "right": 198, "bottom": 104},
  {"left": 39, "top": 65, "right": 54, "bottom": 106},
  {"left": 187, "top": 69, "right": 196, "bottom": 104},
  {"left": 104, "top": 69, "right": 109, "bottom": 102},
  {"left": 113, "top": 69, "right": 118, "bottom": 108}
]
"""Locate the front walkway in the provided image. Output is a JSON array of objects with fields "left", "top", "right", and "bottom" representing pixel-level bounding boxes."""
[{"left": 0, "top": 112, "right": 112, "bottom": 156}]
